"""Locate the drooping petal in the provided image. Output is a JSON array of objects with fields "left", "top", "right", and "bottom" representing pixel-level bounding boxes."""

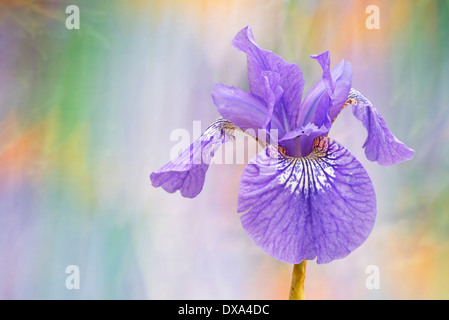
[
  {"left": 238, "top": 136, "right": 376, "bottom": 264},
  {"left": 296, "top": 52, "right": 352, "bottom": 129},
  {"left": 150, "top": 119, "right": 236, "bottom": 198},
  {"left": 348, "top": 89, "right": 415, "bottom": 166},
  {"left": 232, "top": 26, "right": 304, "bottom": 131},
  {"left": 212, "top": 83, "right": 285, "bottom": 137}
]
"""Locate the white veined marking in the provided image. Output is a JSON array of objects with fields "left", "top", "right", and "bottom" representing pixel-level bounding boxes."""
[{"left": 278, "top": 152, "right": 337, "bottom": 195}]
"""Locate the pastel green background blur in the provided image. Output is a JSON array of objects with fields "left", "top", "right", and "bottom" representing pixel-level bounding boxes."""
[{"left": 0, "top": 0, "right": 448, "bottom": 299}]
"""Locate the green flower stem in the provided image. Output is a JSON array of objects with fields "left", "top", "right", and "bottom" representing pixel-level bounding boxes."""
[{"left": 288, "top": 261, "right": 307, "bottom": 300}]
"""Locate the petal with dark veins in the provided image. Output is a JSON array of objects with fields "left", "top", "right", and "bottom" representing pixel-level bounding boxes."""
[{"left": 238, "top": 136, "right": 376, "bottom": 264}]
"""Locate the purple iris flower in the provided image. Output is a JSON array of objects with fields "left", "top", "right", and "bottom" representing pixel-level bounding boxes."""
[{"left": 150, "top": 26, "right": 414, "bottom": 264}]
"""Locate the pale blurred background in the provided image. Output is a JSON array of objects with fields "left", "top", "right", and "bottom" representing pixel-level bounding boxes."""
[{"left": 0, "top": 0, "right": 448, "bottom": 299}]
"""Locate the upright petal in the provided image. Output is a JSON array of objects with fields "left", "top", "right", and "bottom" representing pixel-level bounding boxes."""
[
  {"left": 296, "top": 52, "right": 352, "bottom": 129},
  {"left": 238, "top": 136, "right": 376, "bottom": 264},
  {"left": 262, "top": 71, "right": 284, "bottom": 129},
  {"left": 328, "top": 61, "right": 352, "bottom": 122},
  {"left": 150, "top": 119, "right": 236, "bottom": 198},
  {"left": 311, "top": 51, "right": 334, "bottom": 93},
  {"left": 232, "top": 26, "right": 304, "bottom": 131},
  {"left": 212, "top": 83, "right": 285, "bottom": 137},
  {"left": 348, "top": 89, "right": 415, "bottom": 166}
]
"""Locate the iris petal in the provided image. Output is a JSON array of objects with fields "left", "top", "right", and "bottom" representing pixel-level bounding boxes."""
[
  {"left": 212, "top": 83, "right": 285, "bottom": 137},
  {"left": 329, "top": 62, "right": 352, "bottom": 122},
  {"left": 262, "top": 71, "right": 283, "bottom": 128},
  {"left": 232, "top": 26, "right": 304, "bottom": 131},
  {"left": 150, "top": 119, "right": 236, "bottom": 198},
  {"left": 238, "top": 136, "right": 376, "bottom": 264},
  {"left": 348, "top": 89, "right": 415, "bottom": 166},
  {"left": 296, "top": 52, "right": 352, "bottom": 129}
]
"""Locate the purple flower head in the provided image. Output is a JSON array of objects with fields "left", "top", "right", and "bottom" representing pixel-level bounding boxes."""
[{"left": 150, "top": 26, "right": 414, "bottom": 264}]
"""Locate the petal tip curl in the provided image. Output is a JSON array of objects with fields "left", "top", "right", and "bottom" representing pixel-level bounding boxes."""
[
  {"left": 348, "top": 88, "right": 415, "bottom": 166},
  {"left": 150, "top": 119, "right": 236, "bottom": 199}
]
